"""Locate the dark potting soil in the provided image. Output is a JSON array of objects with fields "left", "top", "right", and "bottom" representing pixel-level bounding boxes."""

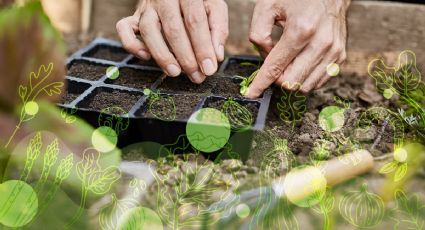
[
  {"left": 158, "top": 75, "right": 213, "bottom": 94},
  {"left": 128, "top": 57, "right": 159, "bottom": 67},
  {"left": 211, "top": 77, "right": 243, "bottom": 98},
  {"left": 78, "top": 88, "right": 142, "bottom": 114},
  {"left": 250, "top": 73, "right": 398, "bottom": 166},
  {"left": 60, "top": 80, "right": 90, "bottom": 104},
  {"left": 223, "top": 58, "right": 262, "bottom": 77},
  {"left": 138, "top": 94, "right": 202, "bottom": 120},
  {"left": 106, "top": 68, "right": 162, "bottom": 89},
  {"left": 60, "top": 93, "right": 79, "bottom": 104},
  {"left": 83, "top": 45, "right": 129, "bottom": 62},
  {"left": 67, "top": 61, "right": 108, "bottom": 81}
]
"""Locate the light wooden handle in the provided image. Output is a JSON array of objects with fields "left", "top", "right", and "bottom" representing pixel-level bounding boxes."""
[{"left": 272, "top": 150, "right": 374, "bottom": 198}]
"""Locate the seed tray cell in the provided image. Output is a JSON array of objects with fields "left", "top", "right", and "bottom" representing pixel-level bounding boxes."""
[
  {"left": 60, "top": 38, "right": 272, "bottom": 161},
  {"left": 67, "top": 60, "right": 110, "bottom": 81},
  {"left": 221, "top": 56, "right": 264, "bottom": 77},
  {"left": 136, "top": 94, "right": 203, "bottom": 121},
  {"left": 76, "top": 87, "right": 144, "bottom": 114},
  {"left": 82, "top": 44, "right": 129, "bottom": 62},
  {"left": 105, "top": 67, "right": 162, "bottom": 89},
  {"left": 60, "top": 80, "right": 91, "bottom": 105}
]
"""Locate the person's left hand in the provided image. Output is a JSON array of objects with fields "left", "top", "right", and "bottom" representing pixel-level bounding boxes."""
[{"left": 246, "top": 0, "right": 351, "bottom": 98}]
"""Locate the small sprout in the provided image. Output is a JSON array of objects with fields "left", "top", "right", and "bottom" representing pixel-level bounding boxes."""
[{"left": 238, "top": 69, "right": 259, "bottom": 96}]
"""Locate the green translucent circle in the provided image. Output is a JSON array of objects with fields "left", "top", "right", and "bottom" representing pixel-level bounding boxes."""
[
  {"left": 118, "top": 207, "right": 163, "bottom": 230},
  {"left": 236, "top": 203, "right": 250, "bottom": 218},
  {"left": 319, "top": 106, "right": 345, "bottom": 132},
  {"left": 92, "top": 126, "right": 118, "bottom": 152},
  {"left": 186, "top": 108, "right": 231, "bottom": 153},
  {"left": 383, "top": 88, "right": 394, "bottom": 99},
  {"left": 25, "top": 101, "right": 39, "bottom": 116},
  {"left": 106, "top": 66, "right": 120, "bottom": 80},
  {"left": 0, "top": 180, "right": 38, "bottom": 227},
  {"left": 326, "top": 63, "right": 340, "bottom": 77},
  {"left": 283, "top": 166, "right": 327, "bottom": 208}
]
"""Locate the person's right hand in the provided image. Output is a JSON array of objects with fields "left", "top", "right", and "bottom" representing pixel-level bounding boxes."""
[{"left": 116, "top": 0, "right": 228, "bottom": 84}]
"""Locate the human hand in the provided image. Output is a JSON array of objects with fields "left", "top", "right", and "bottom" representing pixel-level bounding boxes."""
[
  {"left": 116, "top": 0, "right": 228, "bottom": 83},
  {"left": 246, "top": 0, "right": 350, "bottom": 98}
]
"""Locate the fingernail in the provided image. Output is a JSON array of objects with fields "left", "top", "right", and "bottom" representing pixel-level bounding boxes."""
[
  {"left": 166, "top": 64, "right": 181, "bottom": 77},
  {"left": 201, "top": 58, "right": 216, "bottom": 76},
  {"left": 190, "top": 71, "right": 205, "bottom": 84},
  {"left": 218, "top": 45, "right": 224, "bottom": 61},
  {"left": 137, "top": 50, "right": 150, "bottom": 60}
]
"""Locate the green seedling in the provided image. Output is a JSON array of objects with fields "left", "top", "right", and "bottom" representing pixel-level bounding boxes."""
[{"left": 234, "top": 61, "right": 261, "bottom": 96}]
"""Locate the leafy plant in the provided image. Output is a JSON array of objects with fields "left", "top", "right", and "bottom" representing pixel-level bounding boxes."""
[
  {"left": 233, "top": 61, "right": 261, "bottom": 96},
  {"left": 368, "top": 50, "right": 425, "bottom": 141},
  {"left": 151, "top": 154, "right": 239, "bottom": 229},
  {"left": 66, "top": 149, "right": 121, "bottom": 228},
  {"left": 0, "top": 1, "right": 65, "bottom": 148},
  {"left": 277, "top": 85, "right": 307, "bottom": 130},
  {"left": 391, "top": 190, "right": 425, "bottom": 230},
  {"left": 379, "top": 147, "right": 409, "bottom": 182},
  {"left": 239, "top": 69, "right": 260, "bottom": 96}
]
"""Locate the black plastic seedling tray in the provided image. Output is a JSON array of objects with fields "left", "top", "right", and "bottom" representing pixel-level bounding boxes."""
[{"left": 59, "top": 38, "right": 272, "bottom": 161}]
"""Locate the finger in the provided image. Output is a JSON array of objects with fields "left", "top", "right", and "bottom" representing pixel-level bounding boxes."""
[
  {"left": 315, "top": 56, "right": 346, "bottom": 89},
  {"left": 276, "top": 39, "right": 332, "bottom": 91},
  {"left": 181, "top": 0, "right": 217, "bottom": 76},
  {"left": 139, "top": 7, "right": 181, "bottom": 77},
  {"left": 116, "top": 15, "right": 151, "bottom": 60},
  {"left": 205, "top": 0, "right": 229, "bottom": 62},
  {"left": 249, "top": 1, "right": 275, "bottom": 56},
  {"left": 157, "top": 0, "right": 205, "bottom": 83},
  {"left": 246, "top": 22, "right": 315, "bottom": 98},
  {"left": 302, "top": 57, "right": 339, "bottom": 92}
]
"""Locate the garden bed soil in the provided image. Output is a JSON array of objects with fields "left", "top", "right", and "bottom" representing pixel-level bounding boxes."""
[
  {"left": 250, "top": 73, "right": 397, "bottom": 168},
  {"left": 82, "top": 45, "right": 129, "bottom": 62},
  {"left": 77, "top": 88, "right": 142, "bottom": 114},
  {"left": 138, "top": 94, "right": 202, "bottom": 120},
  {"left": 106, "top": 68, "right": 161, "bottom": 89},
  {"left": 67, "top": 61, "right": 108, "bottom": 81}
]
